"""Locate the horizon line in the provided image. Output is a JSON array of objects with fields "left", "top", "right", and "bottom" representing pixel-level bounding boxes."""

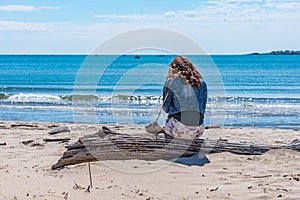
[{"left": 0, "top": 50, "right": 298, "bottom": 56}]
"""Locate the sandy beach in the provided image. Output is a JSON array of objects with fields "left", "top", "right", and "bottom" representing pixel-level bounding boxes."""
[{"left": 0, "top": 121, "right": 299, "bottom": 200}]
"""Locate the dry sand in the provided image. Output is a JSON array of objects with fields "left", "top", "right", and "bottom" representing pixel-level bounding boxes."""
[{"left": 0, "top": 121, "right": 299, "bottom": 200}]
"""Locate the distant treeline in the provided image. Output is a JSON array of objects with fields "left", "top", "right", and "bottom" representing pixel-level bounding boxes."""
[{"left": 248, "top": 50, "right": 300, "bottom": 55}]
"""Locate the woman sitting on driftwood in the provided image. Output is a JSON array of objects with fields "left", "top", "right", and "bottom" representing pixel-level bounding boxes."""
[{"left": 162, "top": 56, "right": 208, "bottom": 140}]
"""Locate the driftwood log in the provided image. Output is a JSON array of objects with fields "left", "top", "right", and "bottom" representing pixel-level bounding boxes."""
[{"left": 52, "top": 126, "right": 300, "bottom": 170}]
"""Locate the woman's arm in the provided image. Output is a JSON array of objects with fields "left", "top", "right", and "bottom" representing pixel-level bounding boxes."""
[
  {"left": 202, "top": 81, "right": 208, "bottom": 114},
  {"left": 162, "top": 79, "right": 173, "bottom": 113}
]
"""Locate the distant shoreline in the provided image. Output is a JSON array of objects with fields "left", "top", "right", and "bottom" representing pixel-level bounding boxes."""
[{"left": 247, "top": 50, "right": 300, "bottom": 55}]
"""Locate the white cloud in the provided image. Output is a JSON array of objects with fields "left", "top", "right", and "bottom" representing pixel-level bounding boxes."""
[
  {"left": 199, "top": 0, "right": 300, "bottom": 22},
  {"left": 93, "top": 14, "right": 163, "bottom": 21},
  {"left": 164, "top": 12, "right": 176, "bottom": 18},
  {"left": 165, "top": 10, "right": 197, "bottom": 18},
  {"left": 0, "top": 21, "right": 69, "bottom": 31},
  {"left": 264, "top": 1, "right": 300, "bottom": 10},
  {"left": 0, "top": 5, "right": 35, "bottom": 11},
  {"left": 183, "top": 11, "right": 197, "bottom": 18},
  {"left": 208, "top": 0, "right": 263, "bottom": 4},
  {"left": 0, "top": 5, "right": 60, "bottom": 12},
  {"left": 91, "top": 0, "right": 300, "bottom": 24},
  {"left": 93, "top": 14, "right": 141, "bottom": 20},
  {"left": 39, "top": 6, "right": 60, "bottom": 10},
  {"left": 94, "top": 10, "right": 198, "bottom": 21}
]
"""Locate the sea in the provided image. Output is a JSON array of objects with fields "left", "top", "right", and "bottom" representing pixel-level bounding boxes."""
[{"left": 0, "top": 55, "right": 299, "bottom": 130}]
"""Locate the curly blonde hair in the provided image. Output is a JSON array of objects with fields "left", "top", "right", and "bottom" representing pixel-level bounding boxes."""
[{"left": 166, "top": 56, "right": 203, "bottom": 88}]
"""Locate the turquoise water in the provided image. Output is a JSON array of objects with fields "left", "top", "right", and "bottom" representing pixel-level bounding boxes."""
[{"left": 0, "top": 55, "right": 299, "bottom": 129}]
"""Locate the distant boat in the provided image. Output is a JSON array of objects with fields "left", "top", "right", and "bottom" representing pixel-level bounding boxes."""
[
  {"left": 158, "top": 55, "right": 165, "bottom": 57},
  {"left": 134, "top": 55, "right": 140, "bottom": 59}
]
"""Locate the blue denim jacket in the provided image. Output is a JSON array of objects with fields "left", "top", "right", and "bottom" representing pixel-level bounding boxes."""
[{"left": 162, "top": 77, "right": 207, "bottom": 117}]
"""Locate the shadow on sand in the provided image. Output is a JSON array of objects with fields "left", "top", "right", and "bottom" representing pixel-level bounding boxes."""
[{"left": 170, "top": 152, "right": 210, "bottom": 167}]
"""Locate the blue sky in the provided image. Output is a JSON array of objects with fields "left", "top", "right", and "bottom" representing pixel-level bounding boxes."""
[{"left": 0, "top": 0, "right": 299, "bottom": 54}]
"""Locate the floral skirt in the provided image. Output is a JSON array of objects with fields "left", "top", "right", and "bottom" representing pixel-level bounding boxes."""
[{"left": 164, "top": 117, "right": 205, "bottom": 140}]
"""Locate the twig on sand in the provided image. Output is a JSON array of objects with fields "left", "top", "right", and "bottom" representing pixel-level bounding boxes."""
[
  {"left": 43, "top": 138, "right": 70, "bottom": 143},
  {"left": 73, "top": 183, "right": 84, "bottom": 190},
  {"left": 0, "top": 142, "right": 6, "bottom": 146},
  {"left": 210, "top": 187, "right": 219, "bottom": 192},
  {"left": 63, "top": 192, "right": 68, "bottom": 199},
  {"left": 22, "top": 140, "right": 34, "bottom": 145},
  {"left": 88, "top": 162, "right": 93, "bottom": 189},
  {"left": 85, "top": 185, "right": 91, "bottom": 193},
  {"left": 252, "top": 175, "right": 272, "bottom": 178}
]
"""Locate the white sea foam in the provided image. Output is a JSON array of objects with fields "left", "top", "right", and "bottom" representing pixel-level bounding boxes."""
[{"left": 7, "top": 93, "right": 62, "bottom": 102}]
